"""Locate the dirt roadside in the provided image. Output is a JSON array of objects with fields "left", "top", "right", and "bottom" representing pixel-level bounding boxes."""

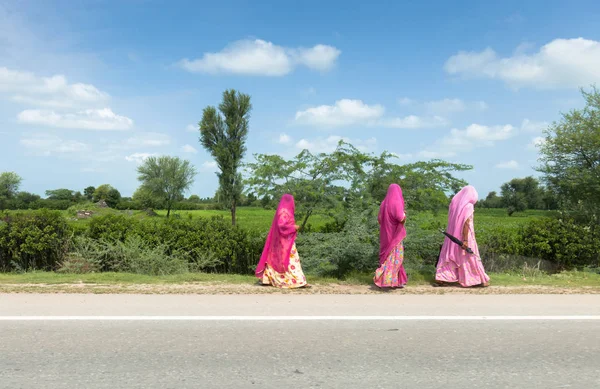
[{"left": 1, "top": 282, "right": 599, "bottom": 295}]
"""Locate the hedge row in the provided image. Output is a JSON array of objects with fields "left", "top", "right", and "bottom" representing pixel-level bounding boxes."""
[{"left": 1, "top": 210, "right": 598, "bottom": 276}]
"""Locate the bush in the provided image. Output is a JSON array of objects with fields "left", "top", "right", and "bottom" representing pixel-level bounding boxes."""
[
  {"left": 87, "top": 214, "right": 138, "bottom": 242},
  {"left": 0, "top": 210, "right": 70, "bottom": 271},
  {"left": 297, "top": 208, "right": 379, "bottom": 278},
  {"left": 519, "top": 218, "right": 599, "bottom": 270},
  {"left": 134, "top": 216, "right": 264, "bottom": 274}
]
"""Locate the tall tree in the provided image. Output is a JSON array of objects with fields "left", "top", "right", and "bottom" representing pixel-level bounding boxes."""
[
  {"left": 93, "top": 184, "right": 121, "bottom": 208},
  {"left": 0, "top": 172, "right": 22, "bottom": 199},
  {"left": 0, "top": 172, "right": 22, "bottom": 210},
  {"left": 84, "top": 186, "right": 96, "bottom": 201},
  {"left": 136, "top": 156, "right": 197, "bottom": 218},
  {"left": 199, "top": 89, "right": 252, "bottom": 225},
  {"left": 538, "top": 86, "right": 600, "bottom": 223}
]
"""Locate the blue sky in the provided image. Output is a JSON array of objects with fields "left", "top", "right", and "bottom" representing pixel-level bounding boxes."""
[{"left": 1, "top": 0, "right": 600, "bottom": 198}]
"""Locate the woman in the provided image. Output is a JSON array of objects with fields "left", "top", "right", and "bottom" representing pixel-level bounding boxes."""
[
  {"left": 255, "top": 194, "right": 309, "bottom": 288},
  {"left": 435, "top": 185, "right": 490, "bottom": 287},
  {"left": 374, "top": 184, "right": 408, "bottom": 288}
]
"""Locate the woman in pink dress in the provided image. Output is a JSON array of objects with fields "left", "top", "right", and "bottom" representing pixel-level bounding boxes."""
[
  {"left": 374, "top": 184, "right": 408, "bottom": 288},
  {"left": 435, "top": 185, "right": 490, "bottom": 287},
  {"left": 256, "top": 194, "right": 310, "bottom": 289}
]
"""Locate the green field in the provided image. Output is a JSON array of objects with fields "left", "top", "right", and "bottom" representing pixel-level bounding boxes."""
[{"left": 58, "top": 206, "right": 554, "bottom": 233}]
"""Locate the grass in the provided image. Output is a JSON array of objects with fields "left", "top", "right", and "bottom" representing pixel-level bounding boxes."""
[{"left": 1, "top": 269, "right": 599, "bottom": 289}]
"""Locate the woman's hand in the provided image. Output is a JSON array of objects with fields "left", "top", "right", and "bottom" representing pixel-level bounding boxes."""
[{"left": 294, "top": 224, "right": 300, "bottom": 231}]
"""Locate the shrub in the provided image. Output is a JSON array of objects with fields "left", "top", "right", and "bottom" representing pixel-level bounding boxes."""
[
  {"left": 0, "top": 210, "right": 70, "bottom": 271},
  {"left": 519, "top": 218, "right": 599, "bottom": 270},
  {"left": 134, "top": 216, "right": 264, "bottom": 274},
  {"left": 87, "top": 214, "right": 138, "bottom": 242},
  {"left": 297, "top": 208, "right": 379, "bottom": 278}
]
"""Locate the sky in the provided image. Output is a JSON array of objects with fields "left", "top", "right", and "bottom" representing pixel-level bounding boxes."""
[{"left": 1, "top": 0, "right": 600, "bottom": 198}]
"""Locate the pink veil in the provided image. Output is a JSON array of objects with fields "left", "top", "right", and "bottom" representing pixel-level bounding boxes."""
[
  {"left": 255, "top": 194, "right": 297, "bottom": 278},
  {"left": 378, "top": 184, "right": 407, "bottom": 265},
  {"left": 438, "top": 185, "right": 480, "bottom": 266}
]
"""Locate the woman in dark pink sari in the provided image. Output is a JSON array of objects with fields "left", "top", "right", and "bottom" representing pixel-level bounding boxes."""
[
  {"left": 435, "top": 185, "right": 490, "bottom": 287},
  {"left": 256, "top": 194, "right": 309, "bottom": 288},
  {"left": 374, "top": 184, "right": 408, "bottom": 288}
]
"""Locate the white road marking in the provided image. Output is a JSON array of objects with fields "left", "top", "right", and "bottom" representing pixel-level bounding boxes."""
[{"left": 0, "top": 315, "right": 599, "bottom": 321}]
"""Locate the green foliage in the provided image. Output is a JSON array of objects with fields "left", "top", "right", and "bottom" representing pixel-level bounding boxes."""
[
  {"left": 538, "top": 86, "right": 600, "bottom": 223},
  {"left": 45, "top": 188, "right": 79, "bottom": 201},
  {"left": 133, "top": 217, "right": 263, "bottom": 274},
  {"left": 88, "top": 214, "right": 138, "bottom": 242},
  {"left": 519, "top": 218, "right": 599, "bottom": 270},
  {"left": 0, "top": 210, "right": 70, "bottom": 271},
  {"left": 501, "top": 176, "right": 545, "bottom": 215},
  {"left": 84, "top": 186, "right": 95, "bottom": 201},
  {"left": 297, "top": 207, "right": 379, "bottom": 277},
  {"left": 200, "top": 89, "right": 252, "bottom": 225},
  {"left": 368, "top": 159, "right": 471, "bottom": 213},
  {"left": 135, "top": 156, "right": 196, "bottom": 217},
  {"left": 0, "top": 172, "right": 23, "bottom": 209},
  {"left": 93, "top": 184, "right": 121, "bottom": 208},
  {"left": 479, "top": 191, "right": 503, "bottom": 209}
]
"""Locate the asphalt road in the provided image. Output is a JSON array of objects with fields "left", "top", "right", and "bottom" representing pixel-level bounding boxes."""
[{"left": 1, "top": 294, "right": 599, "bottom": 389}]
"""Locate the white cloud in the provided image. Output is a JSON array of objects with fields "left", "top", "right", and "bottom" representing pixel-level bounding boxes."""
[
  {"left": 419, "top": 123, "right": 517, "bottom": 158},
  {"left": 0, "top": 67, "right": 109, "bottom": 108},
  {"left": 179, "top": 39, "right": 341, "bottom": 76},
  {"left": 17, "top": 108, "right": 134, "bottom": 130},
  {"left": 424, "top": 98, "right": 488, "bottom": 115},
  {"left": 278, "top": 133, "right": 292, "bottom": 145},
  {"left": 295, "top": 99, "right": 384, "bottom": 128},
  {"left": 20, "top": 133, "right": 89, "bottom": 156},
  {"left": 521, "top": 119, "right": 548, "bottom": 133},
  {"left": 295, "top": 98, "right": 450, "bottom": 129},
  {"left": 186, "top": 124, "right": 197, "bottom": 132},
  {"left": 125, "top": 153, "right": 155, "bottom": 164},
  {"left": 200, "top": 161, "right": 218, "bottom": 172},
  {"left": 528, "top": 136, "right": 546, "bottom": 150},
  {"left": 398, "top": 97, "right": 414, "bottom": 105},
  {"left": 496, "top": 160, "right": 520, "bottom": 169},
  {"left": 181, "top": 144, "right": 198, "bottom": 153},
  {"left": 380, "top": 115, "right": 448, "bottom": 129},
  {"left": 444, "top": 38, "right": 600, "bottom": 89},
  {"left": 295, "top": 135, "right": 377, "bottom": 153}
]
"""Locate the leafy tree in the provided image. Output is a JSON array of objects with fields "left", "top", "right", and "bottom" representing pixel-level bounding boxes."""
[
  {"left": 480, "top": 191, "right": 503, "bottom": 208},
  {"left": 199, "top": 89, "right": 251, "bottom": 225},
  {"left": 45, "top": 188, "right": 77, "bottom": 201},
  {"left": 84, "top": 186, "right": 96, "bottom": 201},
  {"left": 367, "top": 159, "right": 471, "bottom": 213},
  {"left": 133, "top": 185, "right": 164, "bottom": 210},
  {"left": 246, "top": 141, "right": 376, "bottom": 230},
  {"left": 501, "top": 181, "right": 528, "bottom": 216},
  {"left": 538, "top": 86, "right": 600, "bottom": 223},
  {"left": 93, "top": 184, "right": 121, "bottom": 208},
  {"left": 0, "top": 172, "right": 22, "bottom": 199},
  {"left": 136, "top": 156, "right": 197, "bottom": 218},
  {"left": 246, "top": 141, "right": 471, "bottom": 229},
  {"left": 499, "top": 176, "right": 544, "bottom": 215},
  {"left": 188, "top": 194, "right": 201, "bottom": 203}
]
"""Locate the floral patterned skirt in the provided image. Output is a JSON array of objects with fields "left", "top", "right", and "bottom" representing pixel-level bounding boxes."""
[
  {"left": 374, "top": 242, "right": 407, "bottom": 288},
  {"left": 261, "top": 243, "right": 308, "bottom": 288}
]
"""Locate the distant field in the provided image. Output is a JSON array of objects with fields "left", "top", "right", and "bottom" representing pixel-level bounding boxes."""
[{"left": 6, "top": 206, "right": 555, "bottom": 233}]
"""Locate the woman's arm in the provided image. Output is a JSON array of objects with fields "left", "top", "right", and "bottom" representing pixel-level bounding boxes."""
[{"left": 462, "top": 217, "right": 471, "bottom": 248}]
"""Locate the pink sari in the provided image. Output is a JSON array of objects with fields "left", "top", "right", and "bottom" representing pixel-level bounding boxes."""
[
  {"left": 374, "top": 184, "right": 408, "bottom": 288},
  {"left": 255, "top": 194, "right": 298, "bottom": 278},
  {"left": 435, "top": 185, "right": 490, "bottom": 287}
]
